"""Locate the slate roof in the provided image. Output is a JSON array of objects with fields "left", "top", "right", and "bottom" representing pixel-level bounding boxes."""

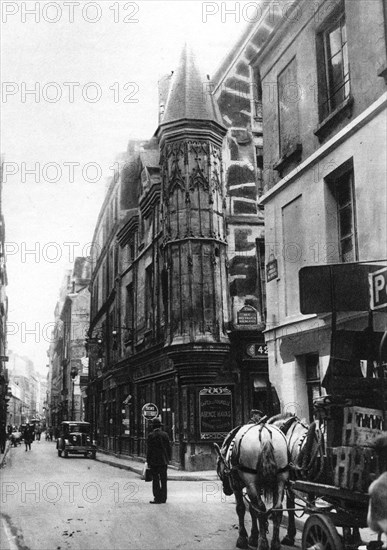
[{"left": 161, "top": 44, "right": 223, "bottom": 126}]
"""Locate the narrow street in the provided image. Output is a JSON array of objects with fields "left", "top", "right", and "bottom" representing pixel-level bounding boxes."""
[{"left": 1, "top": 440, "right": 297, "bottom": 550}]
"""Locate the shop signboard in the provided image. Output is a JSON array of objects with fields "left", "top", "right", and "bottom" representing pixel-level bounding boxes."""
[{"left": 199, "top": 387, "right": 232, "bottom": 440}]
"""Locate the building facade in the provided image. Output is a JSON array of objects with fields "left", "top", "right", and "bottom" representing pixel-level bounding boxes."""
[
  {"left": 254, "top": 0, "right": 387, "bottom": 418},
  {"left": 48, "top": 258, "right": 91, "bottom": 425},
  {"left": 7, "top": 352, "right": 39, "bottom": 424},
  {"left": 0, "top": 157, "right": 9, "bottom": 443},
  {"left": 86, "top": 45, "right": 271, "bottom": 470}
]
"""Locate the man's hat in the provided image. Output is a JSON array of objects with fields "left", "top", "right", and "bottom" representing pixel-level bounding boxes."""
[
  {"left": 250, "top": 409, "right": 263, "bottom": 416},
  {"left": 152, "top": 418, "right": 162, "bottom": 427}
]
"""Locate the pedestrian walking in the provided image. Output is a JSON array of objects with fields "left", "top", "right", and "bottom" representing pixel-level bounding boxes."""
[
  {"left": 35, "top": 427, "right": 41, "bottom": 441},
  {"left": 23, "top": 424, "right": 33, "bottom": 451},
  {"left": 146, "top": 418, "right": 171, "bottom": 504}
]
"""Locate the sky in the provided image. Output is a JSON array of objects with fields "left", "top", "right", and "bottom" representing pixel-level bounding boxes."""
[{"left": 1, "top": 1, "right": 249, "bottom": 373}]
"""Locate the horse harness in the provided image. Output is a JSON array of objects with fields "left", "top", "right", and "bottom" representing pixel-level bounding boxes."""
[{"left": 222, "top": 422, "right": 289, "bottom": 476}]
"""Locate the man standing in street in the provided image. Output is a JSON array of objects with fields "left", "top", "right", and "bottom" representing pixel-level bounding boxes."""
[{"left": 146, "top": 418, "right": 171, "bottom": 504}]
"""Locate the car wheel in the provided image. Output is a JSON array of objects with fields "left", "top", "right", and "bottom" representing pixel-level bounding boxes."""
[
  {"left": 58, "top": 449, "right": 62, "bottom": 457},
  {"left": 64, "top": 450, "right": 68, "bottom": 458}
]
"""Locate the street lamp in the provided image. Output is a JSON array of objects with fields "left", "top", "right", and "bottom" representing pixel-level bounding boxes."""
[{"left": 70, "top": 366, "right": 78, "bottom": 421}]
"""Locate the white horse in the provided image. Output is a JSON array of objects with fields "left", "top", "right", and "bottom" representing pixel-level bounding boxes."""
[
  {"left": 267, "top": 413, "right": 324, "bottom": 546},
  {"left": 214, "top": 423, "right": 290, "bottom": 550}
]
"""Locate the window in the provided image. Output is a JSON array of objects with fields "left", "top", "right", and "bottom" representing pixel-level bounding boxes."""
[
  {"left": 282, "top": 195, "right": 303, "bottom": 316},
  {"left": 126, "top": 284, "right": 134, "bottom": 330},
  {"left": 320, "top": 10, "right": 350, "bottom": 119},
  {"left": 305, "top": 354, "right": 321, "bottom": 422},
  {"left": 278, "top": 58, "right": 300, "bottom": 158},
  {"left": 252, "top": 68, "right": 262, "bottom": 121},
  {"left": 145, "top": 265, "right": 153, "bottom": 330},
  {"left": 333, "top": 169, "right": 357, "bottom": 263}
]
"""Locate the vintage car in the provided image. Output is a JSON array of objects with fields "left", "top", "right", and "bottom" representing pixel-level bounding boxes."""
[{"left": 56, "top": 421, "right": 96, "bottom": 459}]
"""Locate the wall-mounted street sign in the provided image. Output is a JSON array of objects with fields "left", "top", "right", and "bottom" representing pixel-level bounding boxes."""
[
  {"left": 266, "top": 258, "right": 278, "bottom": 282},
  {"left": 237, "top": 305, "right": 258, "bottom": 325},
  {"left": 142, "top": 402, "right": 159, "bottom": 420},
  {"left": 199, "top": 387, "right": 233, "bottom": 440},
  {"left": 369, "top": 267, "right": 387, "bottom": 310}
]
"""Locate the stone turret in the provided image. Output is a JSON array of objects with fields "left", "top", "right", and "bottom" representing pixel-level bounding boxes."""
[{"left": 156, "top": 45, "right": 229, "bottom": 346}]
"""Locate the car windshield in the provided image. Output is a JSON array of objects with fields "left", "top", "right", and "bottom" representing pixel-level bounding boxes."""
[{"left": 66, "top": 424, "right": 90, "bottom": 434}]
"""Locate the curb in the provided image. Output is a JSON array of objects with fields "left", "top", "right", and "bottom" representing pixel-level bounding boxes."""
[
  {"left": 95, "top": 453, "right": 218, "bottom": 481},
  {"left": 0, "top": 441, "right": 11, "bottom": 469}
]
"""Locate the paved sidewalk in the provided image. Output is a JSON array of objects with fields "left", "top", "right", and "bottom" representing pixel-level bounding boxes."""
[
  {"left": 95, "top": 449, "right": 218, "bottom": 481},
  {"left": 0, "top": 440, "right": 10, "bottom": 469}
]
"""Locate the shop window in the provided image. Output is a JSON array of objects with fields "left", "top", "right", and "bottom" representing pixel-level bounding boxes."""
[
  {"left": 317, "top": 6, "right": 350, "bottom": 121},
  {"left": 306, "top": 354, "right": 321, "bottom": 422}
]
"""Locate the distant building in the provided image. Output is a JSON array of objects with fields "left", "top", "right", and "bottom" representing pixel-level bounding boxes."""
[
  {"left": 86, "top": 45, "right": 270, "bottom": 470},
  {"left": 7, "top": 352, "right": 39, "bottom": 424},
  {"left": 0, "top": 157, "right": 9, "bottom": 438},
  {"left": 48, "top": 258, "right": 91, "bottom": 424}
]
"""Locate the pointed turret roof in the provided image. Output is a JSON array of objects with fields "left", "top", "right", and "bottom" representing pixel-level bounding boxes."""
[{"left": 160, "top": 44, "right": 223, "bottom": 127}]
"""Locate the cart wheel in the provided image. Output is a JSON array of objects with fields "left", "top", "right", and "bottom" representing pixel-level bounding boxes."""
[{"left": 302, "top": 514, "right": 343, "bottom": 550}]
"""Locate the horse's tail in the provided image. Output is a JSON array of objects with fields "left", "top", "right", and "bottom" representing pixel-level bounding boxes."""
[{"left": 256, "top": 439, "right": 277, "bottom": 500}]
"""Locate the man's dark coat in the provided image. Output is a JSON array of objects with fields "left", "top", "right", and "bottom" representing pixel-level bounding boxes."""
[{"left": 146, "top": 428, "right": 171, "bottom": 466}]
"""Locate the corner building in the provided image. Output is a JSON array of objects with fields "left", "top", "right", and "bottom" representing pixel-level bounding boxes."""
[{"left": 86, "top": 46, "right": 271, "bottom": 470}]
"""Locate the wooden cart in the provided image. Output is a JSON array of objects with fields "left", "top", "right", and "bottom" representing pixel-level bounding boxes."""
[{"left": 295, "top": 265, "right": 387, "bottom": 550}]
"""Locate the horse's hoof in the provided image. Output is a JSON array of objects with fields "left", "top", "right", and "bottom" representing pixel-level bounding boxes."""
[
  {"left": 281, "top": 536, "right": 295, "bottom": 546},
  {"left": 236, "top": 537, "right": 249, "bottom": 549}
]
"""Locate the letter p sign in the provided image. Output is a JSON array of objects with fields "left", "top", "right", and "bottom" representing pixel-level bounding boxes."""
[{"left": 370, "top": 267, "right": 387, "bottom": 310}]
